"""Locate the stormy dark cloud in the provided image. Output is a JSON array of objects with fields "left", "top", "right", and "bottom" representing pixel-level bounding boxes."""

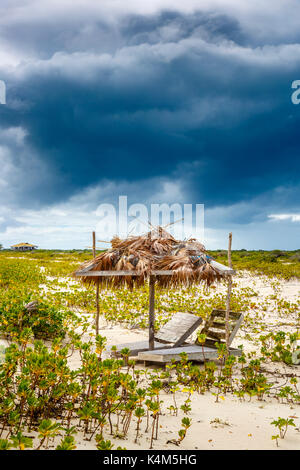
[{"left": 0, "top": 1, "right": 299, "bottom": 248}]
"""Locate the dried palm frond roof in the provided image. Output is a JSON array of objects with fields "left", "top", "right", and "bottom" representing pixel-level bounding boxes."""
[
  {"left": 11, "top": 242, "right": 37, "bottom": 248},
  {"left": 73, "top": 227, "right": 235, "bottom": 288}
]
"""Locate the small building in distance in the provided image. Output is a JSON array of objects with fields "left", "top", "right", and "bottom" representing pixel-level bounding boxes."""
[{"left": 11, "top": 243, "right": 38, "bottom": 252}]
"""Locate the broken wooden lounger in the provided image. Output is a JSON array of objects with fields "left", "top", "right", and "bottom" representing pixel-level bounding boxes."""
[
  {"left": 137, "top": 309, "right": 244, "bottom": 364},
  {"left": 108, "top": 312, "right": 202, "bottom": 357}
]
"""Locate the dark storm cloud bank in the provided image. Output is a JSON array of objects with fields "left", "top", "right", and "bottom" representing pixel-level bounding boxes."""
[
  {"left": 121, "top": 10, "right": 247, "bottom": 47},
  {"left": 0, "top": 10, "right": 247, "bottom": 59},
  {"left": 0, "top": 8, "right": 299, "bottom": 222}
]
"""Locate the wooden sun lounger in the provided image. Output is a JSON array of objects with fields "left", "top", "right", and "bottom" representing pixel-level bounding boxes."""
[
  {"left": 137, "top": 344, "right": 242, "bottom": 364},
  {"left": 137, "top": 309, "right": 244, "bottom": 364},
  {"left": 109, "top": 312, "right": 202, "bottom": 358}
]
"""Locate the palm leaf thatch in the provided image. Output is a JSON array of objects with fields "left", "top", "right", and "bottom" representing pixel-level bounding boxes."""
[{"left": 73, "top": 227, "right": 227, "bottom": 288}]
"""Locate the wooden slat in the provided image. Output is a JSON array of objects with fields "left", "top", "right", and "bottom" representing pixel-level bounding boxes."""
[
  {"left": 149, "top": 275, "right": 155, "bottom": 350},
  {"left": 75, "top": 265, "right": 95, "bottom": 275},
  {"left": 203, "top": 338, "right": 222, "bottom": 348},
  {"left": 229, "top": 312, "right": 244, "bottom": 345},
  {"left": 211, "top": 321, "right": 235, "bottom": 329},
  {"left": 107, "top": 341, "right": 171, "bottom": 357},
  {"left": 206, "top": 330, "right": 226, "bottom": 341},
  {"left": 155, "top": 313, "right": 202, "bottom": 347},
  {"left": 209, "top": 260, "right": 236, "bottom": 275},
  {"left": 212, "top": 309, "right": 241, "bottom": 319},
  {"left": 211, "top": 320, "right": 225, "bottom": 327},
  {"left": 152, "top": 270, "right": 174, "bottom": 275}
]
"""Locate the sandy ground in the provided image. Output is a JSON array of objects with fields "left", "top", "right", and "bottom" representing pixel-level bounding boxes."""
[
  {"left": 69, "top": 327, "right": 300, "bottom": 450},
  {"left": 65, "top": 272, "right": 300, "bottom": 450},
  {"left": 72, "top": 394, "right": 300, "bottom": 450},
  {"left": 83, "top": 273, "right": 300, "bottom": 450},
  {"left": 1, "top": 272, "right": 300, "bottom": 450}
]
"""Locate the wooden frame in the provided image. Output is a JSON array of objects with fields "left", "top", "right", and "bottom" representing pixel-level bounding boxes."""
[
  {"left": 75, "top": 263, "right": 236, "bottom": 278},
  {"left": 109, "top": 312, "right": 203, "bottom": 357},
  {"left": 75, "top": 262, "right": 236, "bottom": 352},
  {"left": 198, "top": 309, "right": 244, "bottom": 348},
  {"left": 137, "top": 310, "right": 244, "bottom": 364}
]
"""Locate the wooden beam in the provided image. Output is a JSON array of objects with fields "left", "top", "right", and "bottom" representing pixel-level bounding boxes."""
[
  {"left": 76, "top": 270, "right": 140, "bottom": 276},
  {"left": 75, "top": 265, "right": 96, "bottom": 275},
  {"left": 92, "top": 231, "right": 100, "bottom": 336},
  {"left": 225, "top": 232, "right": 233, "bottom": 356},
  {"left": 75, "top": 265, "right": 235, "bottom": 277},
  {"left": 151, "top": 270, "right": 174, "bottom": 276},
  {"left": 149, "top": 275, "right": 156, "bottom": 351},
  {"left": 74, "top": 270, "right": 174, "bottom": 277},
  {"left": 209, "top": 260, "right": 235, "bottom": 275},
  {"left": 92, "top": 231, "right": 96, "bottom": 258}
]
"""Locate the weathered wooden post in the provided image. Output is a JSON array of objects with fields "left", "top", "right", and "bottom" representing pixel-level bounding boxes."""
[
  {"left": 93, "top": 231, "right": 100, "bottom": 336},
  {"left": 92, "top": 231, "right": 96, "bottom": 258},
  {"left": 149, "top": 274, "right": 156, "bottom": 350},
  {"left": 225, "top": 232, "right": 233, "bottom": 355}
]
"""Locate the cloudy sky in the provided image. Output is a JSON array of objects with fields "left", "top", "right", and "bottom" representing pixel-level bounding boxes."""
[{"left": 0, "top": 0, "right": 299, "bottom": 249}]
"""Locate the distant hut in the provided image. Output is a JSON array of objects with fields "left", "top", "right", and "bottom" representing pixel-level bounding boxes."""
[{"left": 11, "top": 243, "right": 38, "bottom": 252}]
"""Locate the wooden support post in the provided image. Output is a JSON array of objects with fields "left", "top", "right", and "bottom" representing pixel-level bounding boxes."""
[
  {"left": 149, "top": 275, "right": 156, "bottom": 350},
  {"left": 225, "top": 232, "right": 233, "bottom": 356},
  {"left": 92, "top": 231, "right": 96, "bottom": 258},
  {"left": 93, "top": 231, "right": 100, "bottom": 336},
  {"left": 95, "top": 284, "right": 100, "bottom": 336}
]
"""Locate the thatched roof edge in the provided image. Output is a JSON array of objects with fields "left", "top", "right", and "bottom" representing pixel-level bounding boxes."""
[{"left": 73, "top": 228, "right": 235, "bottom": 288}]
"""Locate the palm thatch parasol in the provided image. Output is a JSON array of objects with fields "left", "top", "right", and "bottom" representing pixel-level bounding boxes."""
[
  {"left": 73, "top": 227, "right": 235, "bottom": 349},
  {"left": 74, "top": 227, "right": 233, "bottom": 287}
]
